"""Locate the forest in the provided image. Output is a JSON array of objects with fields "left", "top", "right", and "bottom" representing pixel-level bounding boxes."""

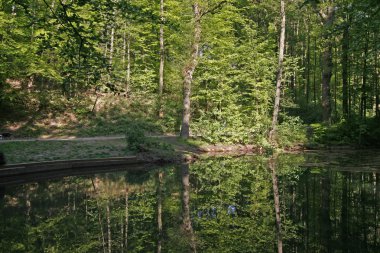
[
  {"left": 1, "top": 1, "right": 380, "bottom": 252},
  {"left": 0, "top": 0, "right": 379, "bottom": 147}
]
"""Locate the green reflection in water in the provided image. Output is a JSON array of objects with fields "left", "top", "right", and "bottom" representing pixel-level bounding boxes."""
[{"left": 0, "top": 151, "right": 379, "bottom": 252}]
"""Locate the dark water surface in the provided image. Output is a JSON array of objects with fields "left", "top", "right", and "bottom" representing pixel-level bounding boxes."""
[{"left": 0, "top": 150, "right": 379, "bottom": 252}]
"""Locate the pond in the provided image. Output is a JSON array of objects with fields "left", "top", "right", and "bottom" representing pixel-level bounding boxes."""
[{"left": 0, "top": 150, "right": 379, "bottom": 252}]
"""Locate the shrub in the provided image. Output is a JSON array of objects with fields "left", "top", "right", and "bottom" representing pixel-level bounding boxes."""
[
  {"left": 276, "top": 115, "right": 306, "bottom": 148},
  {"left": 125, "top": 123, "right": 147, "bottom": 151}
]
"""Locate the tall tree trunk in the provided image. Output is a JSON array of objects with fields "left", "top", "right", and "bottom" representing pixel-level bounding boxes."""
[
  {"left": 269, "top": 156, "right": 283, "bottom": 253},
  {"left": 342, "top": 20, "right": 350, "bottom": 118},
  {"left": 319, "top": 6, "right": 335, "bottom": 123},
  {"left": 158, "top": 0, "right": 165, "bottom": 118},
  {"left": 333, "top": 44, "right": 338, "bottom": 118},
  {"left": 376, "top": 31, "right": 379, "bottom": 117},
  {"left": 109, "top": 27, "right": 115, "bottom": 67},
  {"left": 104, "top": 29, "right": 108, "bottom": 59},
  {"left": 157, "top": 171, "right": 164, "bottom": 253},
  {"left": 123, "top": 29, "right": 126, "bottom": 69},
  {"left": 180, "top": 2, "right": 201, "bottom": 138},
  {"left": 269, "top": 0, "right": 286, "bottom": 144},
  {"left": 126, "top": 34, "right": 131, "bottom": 96},
  {"left": 181, "top": 164, "right": 196, "bottom": 252},
  {"left": 321, "top": 42, "right": 333, "bottom": 123},
  {"left": 361, "top": 35, "right": 369, "bottom": 119},
  {"left": 313, "top": 37, "right": 317, "bottom": 106},
  {"left": 306, "top": 23, "right": 311, "bottom": 105}
]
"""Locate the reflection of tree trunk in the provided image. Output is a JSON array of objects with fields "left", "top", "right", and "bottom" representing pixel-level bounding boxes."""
[
  {"left": 107, "top": 201, "right": 112, "bottom": 253},
  {"left": 305, "top": 173, "right": 310, "bottom": 252},
  {"left": 181, "top": 164, "right": 196, "bottom": 252},
  {"left": 25, "top": 187, "right": 31, "bottom": 252},
  {"left": 120, "top": 215, "right": 124, "bottom": 253},
  {"left": 313, "top": 175, "right": 317, "bottom": 244},
  {"left": 361, "top": 174, "right": 368, "bottom": 251},
  {"left": 157, "top": 171, "right": 164, "bottom": 253},
  {"left": 375, "top": 173, "right": 379, "bottom": 249},
  {"left": 341, "top": 172, "right": 348, "bottom": 252},
  {"left": 91, "top": 178, "right": 106, "bottom": 253},
  {"left": 125, "top": 182, "right": 129, "bottom": 252},
  {"left": 269, "top": 156, "right": 283, "bottom": 253},
  {"left": 320, "top": 171, "right": 332, "bottom": 252}
]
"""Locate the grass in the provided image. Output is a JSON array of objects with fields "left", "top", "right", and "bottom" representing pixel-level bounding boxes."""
[
  {"left": 1, "top": 94, "right": 166, "bottom": 138},
  {"left": 0, "top": 139, "right": 131, "bottom": 164},
  {"left": 0, "top": 136, "right": 207, "bottom": 165}
]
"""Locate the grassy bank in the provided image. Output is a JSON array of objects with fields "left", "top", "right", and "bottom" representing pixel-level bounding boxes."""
[
  {"left": 0, "top": 139, "right": 129, "bottom": 164},
  {"left": 0, "top": 136, "right": 204, "bottom": 165}
]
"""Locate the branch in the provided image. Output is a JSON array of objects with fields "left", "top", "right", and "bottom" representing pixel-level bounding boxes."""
[
  {"left": 300, "top": 0, "right": 327, "bottom": 21},
  {"left": 57, "top": 0, "right": 84, "bottom": 43},
  {"left": 42, "top": 0, "right": 68, "bottom": 30},
  {"left": 200, "top": 0, "right": 228, "bottom": 19},
  {"left": 318, "top": 9, "right": 327, "bottom": 21}
]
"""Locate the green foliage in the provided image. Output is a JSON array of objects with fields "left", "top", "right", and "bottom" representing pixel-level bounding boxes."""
[
  {"left": 125, "top": 121, "right": 173, "bottom": 152},
  {"left": 276, "top": 115, "right": 307, "bottom": 148},
  {"left": 125, "top": 122, "right": 149, "bottom": 151},
  {"left": 0, "top": 0, "right": 379, "bottom": 149},
  {"left": 310, "top": 117, "right": 380, "bottom": 147},
  {"left": 190, "top": 1, "right": 277, "bottom": 144}
]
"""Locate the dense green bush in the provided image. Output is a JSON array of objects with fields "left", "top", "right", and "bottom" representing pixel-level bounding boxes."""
[
  {"left": 276, "top": 115, "right": 307, "bottom": 148},
  {"left": 125, "top": 123, "right": 147, "bottom": 151},
  {"left": 310, "top": 117, "right": 380, "bottom": 147}
]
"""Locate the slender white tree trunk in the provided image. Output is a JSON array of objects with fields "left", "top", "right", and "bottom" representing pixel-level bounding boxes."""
[
  {"left": 269, "top": 0, "right": 286, "bottom": 144},
  {"left": 109, "top": 26, "right": 115, "bottom": 66},
  {"left": 126, "top": 34, "right": 131, "bottom": 95},
  {"left": 158, "top": 0, "right": 165, "bottom": 118}
]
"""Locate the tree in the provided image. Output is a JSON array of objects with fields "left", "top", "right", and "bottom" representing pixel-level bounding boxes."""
[
  {"left": 312, "top": 1, "right": 335, "bottom": 122},
  {"left": 180, "top": 1, "right": 202, "bottom": 138},
  {"left": 269, "top": 0, "right": 286, "bottom": 144},
  {"left": 158, "top": 0, "right": 165, "bottom": 118}
]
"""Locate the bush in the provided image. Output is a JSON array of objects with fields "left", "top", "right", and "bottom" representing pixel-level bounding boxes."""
[
  {"left": 125, "top": 122, "right": 174, "bottom": 152},
  {"left": 125, "top": 123, "right": 147, "bottom": 151},
  {"left": 276, "top": 115, "right": 306, "bottom": 148},
  {"left": 310, "top": 117, "right": 380, "bottom": 147}
]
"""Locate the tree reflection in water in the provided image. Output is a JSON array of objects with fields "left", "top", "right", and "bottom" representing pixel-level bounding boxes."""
[{"left": 0, "top": 151, "right": 379, "bottom": 252}]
